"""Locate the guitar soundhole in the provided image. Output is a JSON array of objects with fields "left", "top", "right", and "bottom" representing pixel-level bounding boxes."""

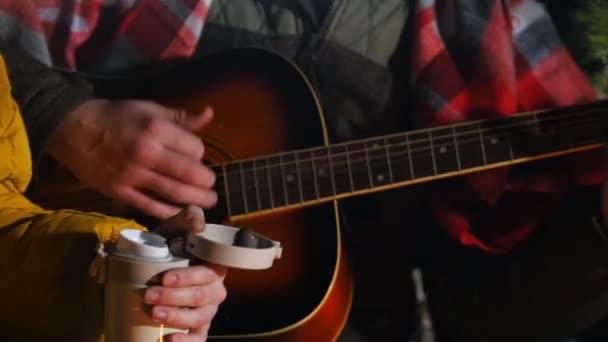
[{"left": 90, "top": 48, "right": 346, "bottom": 337}]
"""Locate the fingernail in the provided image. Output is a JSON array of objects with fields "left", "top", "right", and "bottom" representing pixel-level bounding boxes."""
[
  {"left": 145, "top": 290, "right": 160, "bottom": 303},
  {"left": 165, "top": 274, "right": 178, "bottom": 286},
  {"left": 188, "top": 217, "right": 205, "bottom": 232},
  {"left": 153, "top": 308, "right": 168, "bottom": 322}
]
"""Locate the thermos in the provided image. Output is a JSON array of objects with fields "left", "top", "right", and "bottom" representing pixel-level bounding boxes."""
[
  {"left": 100, "top": 224, "right": 282, "bottom": 341},
  {"left": 104, "top": 229, "right": 189, "bottom": 342}
]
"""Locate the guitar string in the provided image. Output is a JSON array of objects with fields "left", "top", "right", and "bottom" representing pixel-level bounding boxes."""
[
  {"left": 213, "top": 107, "right": 608, "bottom": 189},
  {"left": 212, "top": 104, "right": 608, "bottom": 173},
  {"left": 214, "top": 115, "right": 607, "bottom": 192},
  {"left": 221, "top": 125, "right": 599, "bottom": 197},
  {"left": 214, "top": 109, "right": 608, "bottom": 181},
  {"left": 215, "top": 120, "right": 608, "bottom": 210},
  {"left": 220, "top": 133, "right": 606, "bottom": 214}
]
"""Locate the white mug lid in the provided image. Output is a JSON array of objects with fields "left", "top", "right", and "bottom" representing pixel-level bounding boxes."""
[
  {"left": 115, "top": 229, "right": 170, "bottom": 259},
  {"left": 185, "top": 224, "right": 282, "bottom": 270}
]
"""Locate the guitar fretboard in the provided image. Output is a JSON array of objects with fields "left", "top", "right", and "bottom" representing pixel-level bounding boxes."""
[{"left": 212, "top": 101, "right": 608, "bottom": 217}]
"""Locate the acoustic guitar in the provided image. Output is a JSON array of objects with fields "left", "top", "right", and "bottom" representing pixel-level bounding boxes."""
[{"left": 32, "top": 48, "right": 608, "bottom": 341}]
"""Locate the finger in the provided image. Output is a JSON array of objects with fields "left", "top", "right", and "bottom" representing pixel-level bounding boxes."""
[
  {"left": 135, "top": 168, "right": 217, "bottom": 209},
  {"left": 164, "top": 331, "right": 208, "bottom": 342},
  {"left": 152, "top": 148, "right": 216, "bottom": 189},
  {"left": 145, "top": 282, "right": 226, "bottom": 308},
  {"left": 141, "top": 113, "right": 205, "bottom": 159},
  {"left": 162, "top": 265, "right": 228, "bottom": 287},
  {"left": 182, "top": 106, "right": 214, "bottom": 132},
  {"left": 184, "top": 205, "right": 206, "bottom": 231},
  {"left": 190, "top": 325, "right": 210, "bottom": 337},
  {"left": 185, "top": 207, "right": 205, "bottom": 233},
  {"left": 128, "top": 135, "right": 215, "bottom": 189},
  {"left": 157, "top": 205, "right": 206, "bottom": 236},
  {"left": 151, "top": 305, "right": 218, "bottom": 330},
  {"left": 112, "top": 185, "right": 181, "bottom": 219}
]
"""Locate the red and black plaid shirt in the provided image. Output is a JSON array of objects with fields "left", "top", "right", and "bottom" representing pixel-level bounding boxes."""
[
  {"left": 412, "top": 0, "right": 605, "bottom": 252},
  {"left": 0, "top": 0, "right": 211, "bottom": 70}
]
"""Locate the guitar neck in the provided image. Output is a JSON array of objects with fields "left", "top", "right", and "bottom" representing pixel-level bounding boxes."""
[{"left": 214, "top": 100, "right": 608, "bottom": 218}]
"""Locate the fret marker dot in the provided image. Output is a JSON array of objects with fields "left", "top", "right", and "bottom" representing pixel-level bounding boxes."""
[
  {"left": 377, "top": 174, "right": 385, "bottom": 182},
  {"left": 318, "top": 168, "right": 326, "bottom": 176},
  {"left": 491, "top": 138, "right": 498, "bottom": 144},
  {"left": 372, "top": 143, "right": 380, "bottom": 148},
  {"left": 286, "top": 175, "right": 294, "bottom": 182},
  {"left": 439, "top": 146, "right": 447, "bottom": 154}
]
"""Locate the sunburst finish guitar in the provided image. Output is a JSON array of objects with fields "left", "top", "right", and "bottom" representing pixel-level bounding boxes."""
[
  {"left": 34, "top": 48, "right": 353, "bottom": 342},
  {"left": 32, "top": 48, "right": 608, "bottom": 341}
]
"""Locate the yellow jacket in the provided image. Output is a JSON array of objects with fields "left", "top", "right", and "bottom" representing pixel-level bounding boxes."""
[{"left": 0, "top": 54, "right": 146, "bottom": 340}]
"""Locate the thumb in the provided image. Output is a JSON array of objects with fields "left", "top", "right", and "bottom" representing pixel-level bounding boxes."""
[
  {"left": 155, "top": 205, "right": 206, "bottom": 239},
  {"left": 182, "top": 106, "right": 214, "bottom": 132}
]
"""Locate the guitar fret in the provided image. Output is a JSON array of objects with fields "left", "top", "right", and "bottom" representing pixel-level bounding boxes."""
[
  {"left": 345, "top": 147, "right": 355, "bottom": 191},
  {"left": 430, "top": 128, "right": 459, "bottom": 174},
  {"left": 384, "top": 137, "right": 395, "bottom": 183},
  {"left": 454, "top": 123, "right": 485, "bottom": 170},
  {"left": 312, "top": 148, "right": 335, "bottom": 198},
  {"left": 479, "top": 119, "right": 513, "bottom": 164},
  {"left": 239, "top": 162, "right": 249, "bottom": 213},
  {"left": 240, "top": 161, "right": 259, "bottom": 213},
  {"left": 221, "top": 164, "right": 232, "bottom": 217},
  {"left": 211, "top": 164, "right": 230, "bottom": 219},
  {"left": 347, "top": 142, "right": 371, "bottom": 190},
  {"left": 268, "top": 156, "right": 286, "bottom": 207},
  {"left": 310, "top": 151, "right": 321, "bottom": 199},
  {"left": 364, "top": 142, "right": 374, "bottom": 186},
  {"left": 366, "top": 138, "right": 392, "bottom": 187},
  {"left": 280, "top": 154, "right": 301, "bottom": 205},
  {"left": 296, "top": 150, "right": 318, "bottom": 201},
  {"left": 387, "top": 135, "right": 413, "bottom": 183},
  {"left": 266, "top": 157, "right": 275, "bottom": 208},
  {"left": 225, "top": 163, "right": 245, "bottom": 216},
  {"left": 452, "top": 126, "right": 462, "bottom": 170},
  {"left": 478, "top": 123, "right": 488, "bottom": 166},
  {"left": 330, "top": 146, "right": 352, "bottom": 194},
  {"left": 532, "top": 113, "right": 541, "bottom": 136},
  {"left": 406, "top": 133, "right": 415, "bottom": 178},
  {"left": 253, "top": 158, "right": 272, "bottom": 210},
  {"left": 408, "top": 132, "right": 434, "bottom": 178},
  {"left": 252, "top": 162, "right": 261, "bottom": 210},
  {"left": 428, "top": 130, "right": 438, "bottom": 175},
  {"left": 294, "top": 153, "right": 304, "bottom": 202},
  {"left": 249, "top": 161, "right": 262, "bottom": 211},
  {"left": 279, "top": 156, "right": 289, "bottom": 204}
]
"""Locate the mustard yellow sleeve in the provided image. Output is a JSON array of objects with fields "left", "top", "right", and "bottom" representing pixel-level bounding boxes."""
[
  {"left": 0, "top": 203, "right": 147, "bottom": 341},
  {"left": 0, "top": 51, "right": 147, "bottom": 340}
]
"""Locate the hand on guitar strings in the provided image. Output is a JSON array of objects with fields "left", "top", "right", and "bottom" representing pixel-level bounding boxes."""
[
  {"left": 148, "top": 205, "right": 227, "bottom": 341},
  {"left": 47, "top": 99, "right": 218, "bottom": 219}
]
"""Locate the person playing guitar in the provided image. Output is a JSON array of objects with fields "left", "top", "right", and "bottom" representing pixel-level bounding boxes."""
[{"left": 1, "top": 0, "right": 608, "bottom": 341}]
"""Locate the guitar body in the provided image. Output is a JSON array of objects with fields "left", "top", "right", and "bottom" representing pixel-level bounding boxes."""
[{"left": 32, "top": 49, "right": 352, "bottom": 340}]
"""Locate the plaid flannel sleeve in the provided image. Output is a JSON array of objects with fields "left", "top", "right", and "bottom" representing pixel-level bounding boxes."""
[{"left": 0, "top": 0, "right": 212, "bottom": 71}]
